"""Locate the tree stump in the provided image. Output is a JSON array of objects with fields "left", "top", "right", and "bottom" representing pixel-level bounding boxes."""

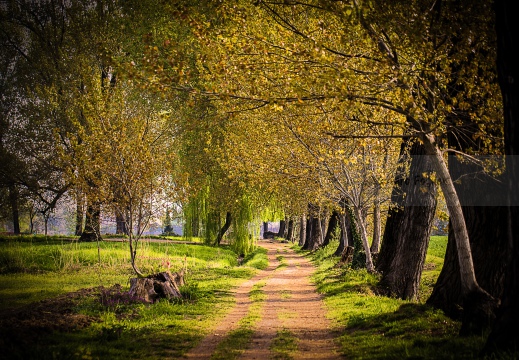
[{"left": 129, "top": 270, "right": 184, "bottom": 303}]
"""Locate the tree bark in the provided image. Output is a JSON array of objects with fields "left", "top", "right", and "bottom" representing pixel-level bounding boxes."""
[
  {"left": 115, "top": 210, "right": 128, "bottom": 235},
  {"left": 129, "top": 270, "right": 184, "bottom": 303},
  {"left": 378, "top": 141, "right": 437, "bottom": 300},
  {"left": 298, "top": 214, "right": 306, "bottom": 247},
  {"left": 422, "top": 133, "right": 497, "bottom": 334},
  {"left": 305, "top": 216, "right": 321, "bottom": 251},
  {"left": 8, "top": 185, "right": 20, "bottom": 235},
  {"left": 277, "top": 218, "right": 287, "bottom": 238},
  {"left": 334, "top": 211, "right": 352, "bottom": 256},
  {"left": 376, "top": 139, "right": 409, "bottom": 274},
  {"left": 216, "top": 211, "right": 232, "bottom": 245},
  {"left": 322, "top": 210, "right": 340, "bottom": 248},
  {"left": 484, "top": 0, "right": 519, "bottom": 352},
  {"left": 286, "top": 218, "right": 295, "bottom": 242},
  {"left": 79, "top": 201, "right": 101, "bottom": 242}
]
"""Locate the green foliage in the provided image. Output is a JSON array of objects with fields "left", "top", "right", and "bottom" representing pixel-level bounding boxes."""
[{"left": 229, "top": 194, "right": 257, "bottom": 256}]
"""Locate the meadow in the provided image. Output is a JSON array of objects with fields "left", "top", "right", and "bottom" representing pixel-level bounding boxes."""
[{"left": 0, "top": 235, "right": 496, "bottom": 359}]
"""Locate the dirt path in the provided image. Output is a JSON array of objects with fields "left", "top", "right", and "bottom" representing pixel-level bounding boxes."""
[{"left": 184, "top": 240, "right": 342, "bottom": 359}]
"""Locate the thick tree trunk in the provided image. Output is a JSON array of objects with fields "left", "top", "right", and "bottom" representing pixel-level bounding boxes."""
[
  {"left": 484, "top": 0, "right": 519, "bottom": 352},
  {"left": 376, "top": 140, "right": 409, "bottom": 274},
  {"left": 427, "top": 170, "right": 508, "bottom": 319},
  {"left": 8, "top": 185, "right": 20, "bottom": 235},
  {"left": 216, "top": 212, "right": 232, "bottom": 245},
  {"left": 277, "top": 218, "right": 287, "bottom": 238},
  {"left": 334, "top": 211, "right": 352, "bottom": 256},
  {"left": 115, "top": 210, "right": 128, "bottom": 235},
  {"left": 79, "top": 201, "right": 101, "bottom": 242},
  {"left": 378, "top": 142, "right": 437, "bottom": 300},
  {"left": 322, "top": 210, "right": 339, "bottom": 248},
  {"left": 286, "top": 218, "right": 295, "bottom": 242},
  {"left": 263, "top": 222, "right": 269, "bottom": 235},
  {"left": 298, "top": 214, "right": 306, "bottom": 247},
  {"left": 308, "top": 216, "right": 322, "bottom": 251}
]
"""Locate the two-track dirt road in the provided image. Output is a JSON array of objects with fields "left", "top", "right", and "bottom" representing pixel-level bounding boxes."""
[{"left": 184, "top": 240, "right": 343, "bottom": 359}]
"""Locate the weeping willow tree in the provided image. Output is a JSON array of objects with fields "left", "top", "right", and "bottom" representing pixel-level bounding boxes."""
[
  {"left": 230, "top": 194, "right": 259, "bottom": 256},
  {"left": 182, "top": 176, "right": 261, "bottom": 255}
]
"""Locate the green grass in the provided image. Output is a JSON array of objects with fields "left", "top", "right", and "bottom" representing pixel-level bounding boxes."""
[
  {"left": 271, "top": 328, "right": 298, "bottom": 359},
  {"left": 0, "top": 238, "right": 262, "bottom": 359},
  {"left": 242, "top": 246, "right": 269, "bottom": 270},
  {"left": 304, "top": 236, "right": 490, "bottom": 360}
]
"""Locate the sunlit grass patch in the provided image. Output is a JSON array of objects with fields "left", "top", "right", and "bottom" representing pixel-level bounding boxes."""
[
  {"left": 303, "top": 236, "right": 486, "bottom": 359},
  {"left": 0, "top": 238, "right": 263, "bottom": 359},
  {"left": 276, "top": 255, "right": 288, "bottom": 270},
  {"left": 271, "top": 328, "right": 298, "bottom": 360},
  {"left": 242, "top": 246, "right": 269, "bottom": 270}
]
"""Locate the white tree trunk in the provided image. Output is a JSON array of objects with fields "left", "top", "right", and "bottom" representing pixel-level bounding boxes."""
[
  {"left": 353, "top": 206, "right": 375, "bottom": 273},
  {"left": 422, "top": 133, "right": 480, "bottom": 295}
]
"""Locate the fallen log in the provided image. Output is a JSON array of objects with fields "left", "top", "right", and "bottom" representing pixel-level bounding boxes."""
[{"left": 129, "top": 270, "right": 184, "bottom": 303}]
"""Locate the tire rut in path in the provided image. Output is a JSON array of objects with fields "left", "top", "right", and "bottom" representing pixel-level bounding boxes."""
[{"left": 184, "top": 240, "right": 342, "bottom": 359}]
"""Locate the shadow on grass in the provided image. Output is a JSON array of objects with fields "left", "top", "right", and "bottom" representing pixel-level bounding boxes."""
[{"left": 338, "top": 302, "right": 485, "bottom": 360}]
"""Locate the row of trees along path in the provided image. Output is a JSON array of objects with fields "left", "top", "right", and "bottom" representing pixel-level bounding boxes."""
[{"left": 183, "top": 240, "right": 341, "bottom": 360}]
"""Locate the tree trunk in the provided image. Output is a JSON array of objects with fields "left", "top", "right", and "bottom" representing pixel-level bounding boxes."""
[
  {"left": 216, "top": 212, "right": 232, "bottom": 245},
  {"left": 322, "top": 210, "right": 339, "bottom": 248},
  {"left": 378, "top": 142, "right": 437, "bottom": 300},
  {"left": 115, "top": 210, "right": 128, "bottom": 235},
  {"left": 277, "top": 218, "right": 287, "bottom": 238},
  {"left": 302, "top": 217, "right": 311, "bottom": 249},
  {"left": 286, "top": 218, "right": 295, "bottom": 242},
  {"left": 334, "top": 211, "right": 352, "bottom": 256},
  {"left": 370, "top": 189, "right": 381, "bottom": 255},
  {"left": 422, "top": 133, "right": 497, "bottom": 334},
  {"left": 263, "top": 221, "right": 269, "bottom": 235},
  {"left": 353, "top": 206, "right": 375, "bottom": 273},
  {"left": 308, "top": 216, "right": 322, "bottom": 251},
  {"left": 79, "top": 201, "right": 101, "bottom": 242},
  {"left": 377, "top": 138, "right": 411, "bottom": 274},
  {"left": 75, "top": 194, "right": 84, "bottom": 236},
  {"left": 299, "top": 214, "right": 306, "bottom": 247},
  {"left": 8, "top": 185, "right": 20, "bottom": 235},
  {"left": 485, "top": 0, "right": 519, "bottom": 351}
]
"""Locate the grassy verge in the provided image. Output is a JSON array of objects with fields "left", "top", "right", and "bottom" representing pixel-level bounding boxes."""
[
  {"left": 303, "top": 236, "right": 488, "bottom": 360},
  {"left": 0, "top": 238, "right": 268, "bottom": 359}
]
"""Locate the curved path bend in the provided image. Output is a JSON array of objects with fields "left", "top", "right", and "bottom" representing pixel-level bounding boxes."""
[{"left": 184, "top": 240, "right": 342, "bottom": 360}]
